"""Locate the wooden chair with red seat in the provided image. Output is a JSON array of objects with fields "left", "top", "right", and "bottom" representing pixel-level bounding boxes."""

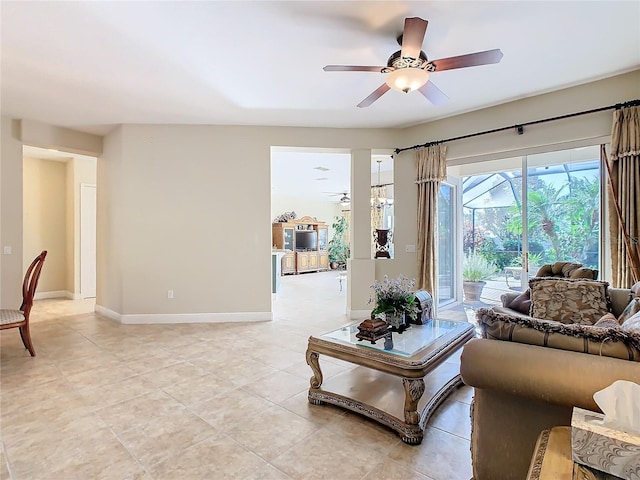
[{"left": 0, "top": 250, "right": 47, "bottom": 356}]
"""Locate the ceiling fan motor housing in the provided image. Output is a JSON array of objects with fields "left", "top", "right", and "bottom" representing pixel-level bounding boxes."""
[{"left": 382, "top": 50, "right": 435, "bottom": 74}]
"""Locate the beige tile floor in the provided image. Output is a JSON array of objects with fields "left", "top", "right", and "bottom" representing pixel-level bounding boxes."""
[{"left": 1, "top": 271, "right": 477, "bottom": 480}]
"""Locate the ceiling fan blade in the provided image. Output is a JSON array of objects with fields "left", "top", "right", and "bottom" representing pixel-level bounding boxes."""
[
  {"left": 430, "top": 49, "right": 503, "bottom": 71},
  {"left": 401, "top": 17, "right": 428, "bottom": 59},
  {"left": 357, "top": 84, "right": 390, "bottom": 108},
  {"left": 418, "top": 80, "right": 449, "bottom": 106},
  {"left": 323, "top": 65, "right": 385, "bottom": 72}
]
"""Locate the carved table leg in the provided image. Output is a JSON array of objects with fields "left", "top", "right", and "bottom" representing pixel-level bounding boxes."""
[
  {"left": 401, "top": 378, "right": 426, "bottom": 444},
  {"left": 306, "top": 349, "right": 324, "bottom": 405}
]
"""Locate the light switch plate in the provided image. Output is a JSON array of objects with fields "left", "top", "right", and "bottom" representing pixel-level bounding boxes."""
[
  {"left": 405, "top": 245, "right": 416, "bottom": 253},
  {"left": 3, "top": 246, "right": 11, "bottom": 255}
]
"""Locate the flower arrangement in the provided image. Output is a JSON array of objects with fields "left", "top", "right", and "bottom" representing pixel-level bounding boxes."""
[{"left": 370, "top": 275, "right": 420, "bottom": 322}]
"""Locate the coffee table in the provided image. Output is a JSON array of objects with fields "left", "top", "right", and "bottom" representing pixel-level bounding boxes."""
[{"left": 306, "top": 319, "right": 475, "bottom": 444}]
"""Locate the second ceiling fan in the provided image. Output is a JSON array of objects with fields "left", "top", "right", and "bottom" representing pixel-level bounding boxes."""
[{"left": 324, "top": 16, "right": 503, "bottom": 108}]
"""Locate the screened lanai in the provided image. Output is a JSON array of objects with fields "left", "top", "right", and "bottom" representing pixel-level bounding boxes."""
[{"left": 457, "top": 148, "right": 601, "bottom": 305}]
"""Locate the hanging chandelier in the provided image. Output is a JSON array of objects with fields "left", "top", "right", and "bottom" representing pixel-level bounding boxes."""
[{"left": 371, "top": 159, "right": 394, "bottom": 210}]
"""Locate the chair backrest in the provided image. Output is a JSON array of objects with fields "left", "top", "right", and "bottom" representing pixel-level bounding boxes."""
[{"left": 20, "top": 250, "right": 47, "bottom": 315}]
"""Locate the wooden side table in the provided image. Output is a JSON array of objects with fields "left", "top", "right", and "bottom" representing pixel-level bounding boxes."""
[{"left": 526, "top": 427, "right": 620, "bottom": 480}]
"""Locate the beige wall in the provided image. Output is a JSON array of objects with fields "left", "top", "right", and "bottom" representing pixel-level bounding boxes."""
[
  {"left": 1, "top": 118, "right": 23, "bottom": 307},
  {"left": 97, "top": 126, "right": 123, "bottom": 314},
  {"left": 0, "top": 118, "right": 101, "bottom": 308},
  {"left": 23, "top": 157, "right": 67, "bottom": 294},
  {"left": 2, "top": 70, "right": 639, "bottom": 317},
  {"left": 398, "top": 71, "right": 640, "bottom": 164},
  {"left": 97, "top": 125, "right": 397, "bottom": 321}
]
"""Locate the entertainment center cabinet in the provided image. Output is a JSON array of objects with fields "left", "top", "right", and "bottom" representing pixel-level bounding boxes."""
[{"left": 272, "top": 216, "right": 329, "bottom": 275}]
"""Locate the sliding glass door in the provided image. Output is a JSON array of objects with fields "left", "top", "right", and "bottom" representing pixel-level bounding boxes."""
[
  {"left": 454, "top": 145, "right": 602, "bottom": 302},
  {"left": 438, "top": 182, "right": 456, "bottom": 306},
  {"left": 525, "top": 148, "right": 601, "bottom": 278}
]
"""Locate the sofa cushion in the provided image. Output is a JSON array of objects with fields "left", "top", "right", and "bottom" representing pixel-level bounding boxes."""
[
  {"left": 477, "top": 307, "right": 640, "bottom": 361},
  {"left": 529, "top": 277, "right": 609, "bottom": 325},
  {"left": 506, "top": 289, "right": 531, "bottom": 315},
  {"left": 618, "top": 297, "right": 640, "bottom": 324},
  {"left": 608, "top": 288, "right": 636, "bottom": 318}
]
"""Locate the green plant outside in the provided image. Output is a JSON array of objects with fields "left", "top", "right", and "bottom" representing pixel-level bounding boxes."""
[
  {"left": 465, "top": 174, "right": 600, "bottom": 270},
  {"left": 463, "top": 252, "right": 497, "bottom": 282},
  {"left": 328, "top": 215, "right": 350, "bottom": 264}
]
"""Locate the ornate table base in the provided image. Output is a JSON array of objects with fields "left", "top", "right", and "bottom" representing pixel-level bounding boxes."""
[{"left": 306, "top": 320, "right": 474, "bottom": 445}]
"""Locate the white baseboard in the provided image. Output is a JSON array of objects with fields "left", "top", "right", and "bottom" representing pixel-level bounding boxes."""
[
  {"left": 95, "top": 304, "right": 272, "bottom": 324},
  {"left": 35, "top": 290, "right": 71, "bottom": 300},
  {"left": 95, "top": 304, "right": 121, "bottom": 322}
]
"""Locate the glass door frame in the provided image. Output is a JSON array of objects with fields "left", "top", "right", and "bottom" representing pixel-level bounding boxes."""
[{"left": 437, "top": 175, "right": 463, "bottom": 310}]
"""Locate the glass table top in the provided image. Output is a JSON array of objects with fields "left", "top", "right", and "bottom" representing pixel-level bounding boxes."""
[{"left": 321, "top": 319, "right": 463, "bottom": 357}]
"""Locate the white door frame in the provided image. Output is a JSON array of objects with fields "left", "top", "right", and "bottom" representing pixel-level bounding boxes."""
[{"left": 80, "top": 183, "right": 96, "bottom": 299}]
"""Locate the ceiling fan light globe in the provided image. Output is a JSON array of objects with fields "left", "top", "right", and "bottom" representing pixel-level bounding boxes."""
[{"left": 385, "top": 68, "right": 429, "bottom": 93}]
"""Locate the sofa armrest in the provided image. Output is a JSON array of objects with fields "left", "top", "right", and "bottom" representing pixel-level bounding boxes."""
[
  {"left": 460, "top": 339, "right": 640, "bottom": 480},
  {"left": 461, "top": 338, "right": 640, "bottom": 410}
]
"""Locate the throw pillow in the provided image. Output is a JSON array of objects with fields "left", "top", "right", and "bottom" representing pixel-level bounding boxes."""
[
  {"left": 529, "top": 277, "right": 610, "bottom": 325},
  {"left": 507, "top": 290, "right": 531, "bottom": 315},
  {"left": 569, "top": 267, "right": 598, "bottom": 280},
  {"left": 618, "top": 297, "right": 640, "bottom": 324},
  {"left": 622, "top": 310, "right": 640, "bottom": 334},
  {"left": 594, "top": 313, "right": 621, "bottom": 329}
]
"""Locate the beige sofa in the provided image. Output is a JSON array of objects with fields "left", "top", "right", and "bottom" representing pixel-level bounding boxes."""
[{"left": 460, "top": 282, "right": 640, "bottom": 480}]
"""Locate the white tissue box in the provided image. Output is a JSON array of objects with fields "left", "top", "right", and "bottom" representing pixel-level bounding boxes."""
[{"left": 571, "top": 407, "right": 640, "bottom": 479}]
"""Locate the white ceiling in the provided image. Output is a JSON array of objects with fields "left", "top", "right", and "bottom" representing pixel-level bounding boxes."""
[
  {"left": 4, "top": 2, "right": 639, "bottom": 204},
  {"left": 271, "top": 150, "right": 394, "bottom": 204},
  {"left": 2, "top": 1, "right": 639, "bottom": 137}
]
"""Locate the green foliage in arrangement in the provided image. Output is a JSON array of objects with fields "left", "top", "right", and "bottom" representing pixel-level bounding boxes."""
[{"left": 370, "top": 275, "right": 420, "bottom": 321}]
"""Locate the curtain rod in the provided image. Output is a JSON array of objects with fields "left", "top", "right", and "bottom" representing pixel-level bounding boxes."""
[{"left": 394, "top": 98, "right": 640, "bottom": 154}]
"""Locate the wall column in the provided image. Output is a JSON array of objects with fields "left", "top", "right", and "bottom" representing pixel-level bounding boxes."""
[
  {"left": 0, "top": 118, "right": 24, "bottom": 308},
  {"left": 347, "top": 149, "right": 375, "bottom": 318}
]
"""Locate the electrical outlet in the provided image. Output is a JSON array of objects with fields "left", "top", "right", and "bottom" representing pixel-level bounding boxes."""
[
  {"left": 3, "top": 246, "right": 11, "bottom": 255},
  {"left": 405, "top": 245, "right": 416, "bottom": 253},
  {"left": 167, "top": 290, "right": 174, "bottom": 299}
]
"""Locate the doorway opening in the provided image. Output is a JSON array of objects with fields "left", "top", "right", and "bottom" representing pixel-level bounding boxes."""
[
  {"left": 22, "top": 145, "right": 97, "bottom": 301},
  {"left": 270, "top": 148, "right": 351, "bottom": 309}
]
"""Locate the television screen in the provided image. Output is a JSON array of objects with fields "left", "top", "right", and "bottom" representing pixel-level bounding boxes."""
[{"left": 295, "top": 231, "right": 317, "bottom": 251}]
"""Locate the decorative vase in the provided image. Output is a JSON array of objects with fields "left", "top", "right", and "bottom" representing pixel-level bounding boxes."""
[
  {"left": 386, "top": 311, "right": 407, "bottom": 332},
  {"left": 373, "top": 229, "right": 392, "bottom": 258}
]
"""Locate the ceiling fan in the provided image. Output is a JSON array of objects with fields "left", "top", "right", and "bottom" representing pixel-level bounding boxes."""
[
  {"left": 323, "top": 16, "right": 503, "bottom": 108},
  {"left": 325, "top": 192, "right": 351, "bottom": 204}
]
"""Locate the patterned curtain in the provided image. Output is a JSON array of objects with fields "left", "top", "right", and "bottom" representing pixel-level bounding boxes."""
[
  {"left": 607, "top": 105, "right": 640, "bottom": 287},
  {"left": 416, "top": 145, "right": 447, "bottom": 293}
]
